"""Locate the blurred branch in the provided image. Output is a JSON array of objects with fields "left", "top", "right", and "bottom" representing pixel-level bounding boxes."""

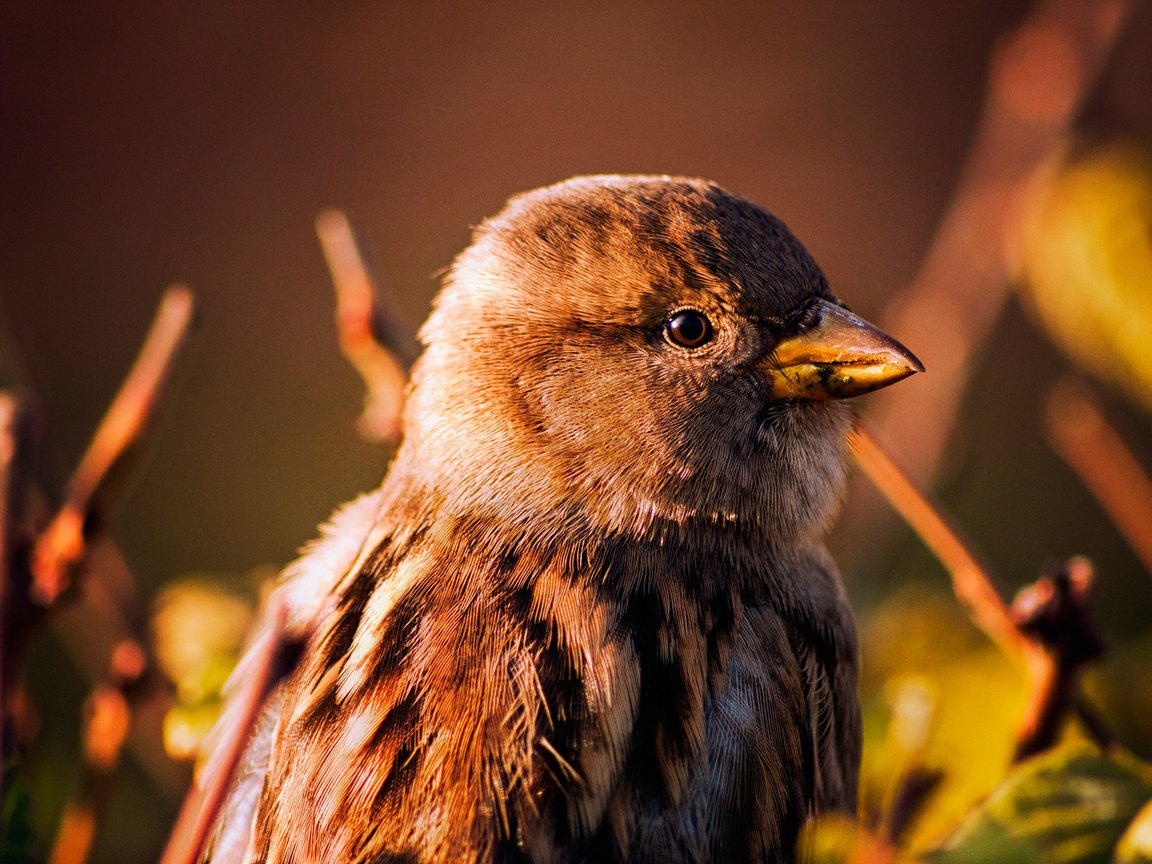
[
  {"left": 46, "top": 535, "right": 187, "bottom": 798},
  {"left": 159, "top": 601, "right": 299, "bottom": 864},
  {"left": 316, "top": 209, "right": 412, "bottom": 445},
  {"left": 47, "top": 641, "right": 148, "bottom": 864},
  {"left": 0, "top": 287, "right": 196, "bottom": 841},
  {"left": 865, "top": 0, "right": 1134, "bottom": 481},
  {"left": 875, "top": 681, "right": 944, "bottom": 848},
  {"left": 0, "top": 392, "right": 33, "bottom": 803},
  {"left": 1046, "top": 379, "right": 1152, "bottom": 576},
  {"left": 852, "top": 424, "right": 1116, "bottom": 761},
  {"left": 850, "top": 427, "right": 1027, "bottom": 659},
  {"left": 1072, "top": 697, "right": 1119, "bottom": 754},
  {"left": 1010, "top": 557, "right": 1104, "bottom": 761},
  {"left": 0, "top": 395, "right": 26, "bottom": 639},
  {"left": 30, "top": 285, "right": 195, "bottom": 607}
]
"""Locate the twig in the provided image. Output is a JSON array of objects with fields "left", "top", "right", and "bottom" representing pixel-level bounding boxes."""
[
  {"left": 29, "top": 285, "right": 194, "bottom": 607},
  {"left": 866, "top": 0, "right": 1134, "bottom": 483},
  {"left": 12, "top": 287, "right": 196, "bottom": 813},
  {"left": 47, "top": 641, "right": 148, "bottom": 864},
  {"left": 0, "top": 392, "right": 33, "bottom": 804},
  {"left": 315, "top": 209, "right": 412, "bottom": 445},
  {"left": 1073, "top": 697, "right": 1119, "bottom": 754},
  {"left": 850, "top": 426, "right": 1028, "bottom": 660},
  {"left": 158, "top": 600, "right": 299, "bottom": 864},
  {"left": 851, "top": 424, "right": 1115, "bottom": 760},
  {"left": 0, "top": 395, "right": 22, "bottom": 641},
  {"left": 882, "top": 768, "right": 944, "bottom": 849},
  {"left": 43, "top": 530, "right": 187, "bottom": 798},
  {"left": 1010, "top": 557, "right": 1104, "bottom": 761},
  {"left": 875, "top": 680, "right": 944, "bottom": 846},
  {"left": 1046, "top": 379, "right": 1152, "bottom": 576}
]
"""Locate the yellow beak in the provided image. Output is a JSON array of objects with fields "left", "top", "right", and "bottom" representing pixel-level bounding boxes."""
[{"left": 760, "top": 299, "right": 923, "bottom": 399}]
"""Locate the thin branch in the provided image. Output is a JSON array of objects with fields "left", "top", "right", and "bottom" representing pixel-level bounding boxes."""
[
  {"left": 0, "top": 287, "right": 194, "bottom": 858},
  {"left": 11, "top": 288, "right": 196, "bottom": 839},
  {"left": 29, "top": 285, "right": 195, "bottom": 607},
  {"left": 1010, "top": 557, "right": 1103, "bottom": 761},
  {"left": 851, "top": 424, "right": 1114, "bottom": 760},
  {"left": 1046, "top": 379, "right": 1152, "bottom": 576},
  {"left": 39, "top": 527, "right": 187, "bottom": 797},
  {"left": 875, "top": 680, "right": 944, "bottom": 847},
  {"left": 47, "top": 640, "right": 148, "bottom": 864},
  {"left": 866, "top": 0, "right": 1135, "bottom": 483},
  {"left": 0, "top": 392, "right": 33, "bottom": 803},
  {"left": 1073, "top": 697, "right": 1119, "bottom": 755},
  {"left": 850, "top": 426, "right": 1029, "bottom": 661},
  {"left": 158, "top": 600, "right": 298, "bottom": 864},
  {"left": 315, "top": 209, "right": 411, "bottom": 445},
  {"left": 0, "top": 395, "right": 22, "bottom": 638}
]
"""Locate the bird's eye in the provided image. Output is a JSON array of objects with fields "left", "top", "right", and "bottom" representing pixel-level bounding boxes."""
[{"left": 665, "top": 310, "right": 714, "bottom": 349}]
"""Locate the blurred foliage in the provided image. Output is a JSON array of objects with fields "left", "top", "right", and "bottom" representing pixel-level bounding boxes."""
[
  {"left": 799, "top": 814, "right": 880, "bottom": 864},
  {"left": 851, "top": 574, "right": 1152, "bottom": 863},
  {"left": 1116, "top": 799, "right": 1152, "bottom": 864},
  {"left": 860, "top": 586, "right": 1024, "bottom": 849},
  {"left": 1084, "top": 633, "right": 1152, "bottom": 757},
  {"left": 928, "top": 747, "right": 1152, "bottom": 864},
  {"left": 1, "top": 762, "right": 35, "bottom": 864},
  {"left": 151, "top": 575, "right": 258, "bottom": 761},
  {"left": 1017, "top": 141, "right": 1152, "bottom": 413},
  {"left": 805, "top": 742, "right": 1152, "bottom": 864}
]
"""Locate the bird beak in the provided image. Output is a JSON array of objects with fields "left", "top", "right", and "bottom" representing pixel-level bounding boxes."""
[{"left": 760, "top": 299, "right": 923, "bottom": 399}]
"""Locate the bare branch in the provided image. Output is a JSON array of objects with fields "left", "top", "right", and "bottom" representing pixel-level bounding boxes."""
[
  {"left": 874, "top": 680, "right": 944, "bottom": 847},
  {"left": 1072, "top": 696, "right": 1119, "bottom": 755},
  {"left": 1010, "top": 557, "right": 1104, "bottom": 761},
  {"left": 159, "top": 600, "right": 300, "bottom": 864},
  {"left": 29, "top": 285, "right": 195, "bottom": 607},
  {"left": 1, "top": 358, "right": 189, "bottom": 809},
  {"left": 1046, "top": 379, "right": 1152, "bottom": 576},
  {"left": 0, "top": 391, "right": 33, "bottom": 803},
  {"left": 316, "top": 209, "right": 411, "bottom": 445},
  {"left": 851, "top": 424, "right": 1113, "bottom": 761},
  {"left": 47, "top": 641, "right": 148, "bottom": 864},
  {"left": 866, "top": 0, "right": 1134, "bottom": 483},
  {"left": 6, "top": 287, "right": 197, "bottom": 842},
  {"left": 850, "top": 426, "right": 1029, "bottom": 660}
]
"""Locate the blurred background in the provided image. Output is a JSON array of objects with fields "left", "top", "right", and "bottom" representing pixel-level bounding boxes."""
[{"left": 2, "top": 1, "right": 1151, "bottom": 861}]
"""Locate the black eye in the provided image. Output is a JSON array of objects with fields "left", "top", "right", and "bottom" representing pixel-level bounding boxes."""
[{"left": 665, "top": 310, "right": 714, "bottom": 349}]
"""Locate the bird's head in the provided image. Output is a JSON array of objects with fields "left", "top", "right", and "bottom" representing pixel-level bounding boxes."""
[{"left": 397, "top": 176, "right": 921, "bottom": 546}]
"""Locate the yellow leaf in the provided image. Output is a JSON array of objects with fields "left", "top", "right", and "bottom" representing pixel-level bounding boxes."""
[{"left": 1017, "top": 142, "right": 1152, "bottom": 412}]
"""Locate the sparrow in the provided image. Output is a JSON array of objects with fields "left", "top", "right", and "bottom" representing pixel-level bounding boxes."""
[{"left": 204, "top": 175, "right": 922, "bottom": 864}]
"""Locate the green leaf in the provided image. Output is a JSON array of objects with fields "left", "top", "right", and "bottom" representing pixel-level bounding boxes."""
[{"left": 926, "top": 747, "right": 1152, "bottom": 864}]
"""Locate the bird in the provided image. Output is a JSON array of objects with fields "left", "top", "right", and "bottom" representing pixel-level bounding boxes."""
[{"left": 204, "top": 175, "right": 922, "bottom": 864}]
